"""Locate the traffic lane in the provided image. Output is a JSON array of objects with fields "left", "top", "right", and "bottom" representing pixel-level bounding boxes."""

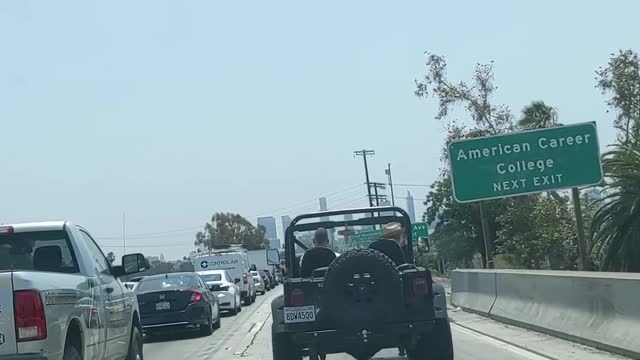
[
  {"left": 242, "top": 320, "right": 559, "bottom": 360},
  {"left": 142, "top": 286, "right": 282, "bottom": 360}
]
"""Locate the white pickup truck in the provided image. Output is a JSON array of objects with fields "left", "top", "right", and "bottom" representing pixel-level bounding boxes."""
[{"left": 0, "top": 221, "right": 150, "bottom": 360}]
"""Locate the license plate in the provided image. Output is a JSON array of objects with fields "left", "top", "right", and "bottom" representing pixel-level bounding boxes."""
[
  {"left": 284, "top": 305, "right": 316, "bottom": 324},
  {"left": 155, "top": 301, "right": 170, "bottom": 310}
]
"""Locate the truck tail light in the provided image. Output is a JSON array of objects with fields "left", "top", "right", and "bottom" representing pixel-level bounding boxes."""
[
  {"left": 243, "top": 273, "right": 248, "bottom": 284},
  {"left": 413, "top": 277, "right": 428, "bottom": 297},
  {"left": 291, "top": 288, "right": 304, "bottom": 306},
  {"left": 189, "top": 291, "right": 203, "bottom": 303},
  {"left": 14, "top": 290, "right": 47, "bottom": 341}
]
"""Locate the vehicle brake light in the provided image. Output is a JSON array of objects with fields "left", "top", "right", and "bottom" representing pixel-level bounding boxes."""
[
  {"left": 189, "top": 291, "right": 203, "bottom": 302},
  {"left": 14, "top": 290, "right": 47, "bottom": 341},
  {"left": 291, "top": 288, "right": 304, "bottom": 306},
  {"left": 413, "top": 277, "right": 428, "bottom": 297},
  {"left": 243, "top": 273, "right": 248, "bottom": 284},
  {"left": 0, "top": 226, "right": 14, "bottom": 235}
]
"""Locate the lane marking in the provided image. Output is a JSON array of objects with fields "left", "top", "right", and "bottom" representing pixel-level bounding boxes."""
[{"left": 452, "top": 323, "right": 553, "bottom": 360}]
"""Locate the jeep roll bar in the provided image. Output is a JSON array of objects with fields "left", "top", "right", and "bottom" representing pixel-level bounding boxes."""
[{"left": 284, "top": 206, "right": 414, "bottom": 271}]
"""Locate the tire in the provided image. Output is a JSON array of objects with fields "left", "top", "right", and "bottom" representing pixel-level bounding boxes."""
[
  {"left": 407, "top": 319, "right": 454, "bottom": 360},
  {"left": 126, "top": 326, "right": 144, "bottom": 360},
  {"left": 252, "top": 292, "right": 257, "bottom": 302},
  {"left": 272, "top": 331, "right": 301, "bottom": 360},
  {"left": 62, "top": 344, "right": 82, "bottom": 360},
  {"left": 230, "top": 299, "right": 238, "bottom": 315},
  {"left": 260, "top": 290, "right": 266, "bottom": 295},
  {"left": 213, "top": 308, "right": 221, "bottom": 329},
  {"left": 200, "top": 309, "right": 214, "bottom": 336},
  {"left": 320, "top": 249, "right": 403, "bottom": 328}
]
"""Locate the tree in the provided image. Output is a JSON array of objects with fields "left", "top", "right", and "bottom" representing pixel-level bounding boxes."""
[
  {"left": 596, "top": 50, "right": 640, "bottom": 144},
  {"left": 416, "top": 53, "right": 514, "bottom": 266},
  {"left": 106, "top": 251, "right": 116, "bottom": 265},
  {"left": 517, "top": 101, "right": 559, "bottom": 130},
  {"left": 195, "top": 212, "right": 269, "bottom": 250},
  {"left": 590, "top": 145, "right": 640, "bottom": 271}
]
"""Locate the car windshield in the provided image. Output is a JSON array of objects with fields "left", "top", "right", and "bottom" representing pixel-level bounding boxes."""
[
  {"left": 251, "top": 271, "right": 260, "bottom": 277},
  {"left": 199, "top": 273, "right": 222, "bottom": 282},
  {"left": 137, "top": 274, "right": 196, "bottom": 292},
  {"left": 0, "top": 230, "right": 79, "bottom": 273}
]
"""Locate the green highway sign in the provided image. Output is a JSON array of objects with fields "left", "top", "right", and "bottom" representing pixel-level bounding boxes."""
[
  {"left": 351, "top": 229, "right": 381, "bottom": 243},
  {"left": 448, "top": 122, "right": 603, "bottom": 203},
  {"left": 412, "top": 222, "right": 429, "bottom": 241}
]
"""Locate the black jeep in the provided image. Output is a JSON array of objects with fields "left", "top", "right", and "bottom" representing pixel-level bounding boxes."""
[{"left": 267, "top": 207, "right": 453, "bottom": 360}]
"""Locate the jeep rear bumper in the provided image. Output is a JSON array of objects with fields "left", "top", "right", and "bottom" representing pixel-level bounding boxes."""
[{"left": 288, "top": 320, "right": 435, "bottom": 353}]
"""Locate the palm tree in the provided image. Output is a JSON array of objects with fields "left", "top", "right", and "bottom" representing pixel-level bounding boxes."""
[
  {"left": 517, "top": 101, "right": 559, "bottom": 130},
  {"left": 518, "top": 101, "right": 566, "bottom": 203},
  {"left": 591, "top": 144, "right": 640, "bottom": 271}
]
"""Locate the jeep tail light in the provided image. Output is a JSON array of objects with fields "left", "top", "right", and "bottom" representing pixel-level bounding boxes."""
[
  {"left": 413, "top": 277, "right": 428, "bottom": 297},
  {"left": 0, "top": 226, "right": 14, "bottom": 235},
  {"left": 243, "top": 273, "right": 248, "bottom": 284},
  {"left": 291, "top": 288, "right": 304, "bottom": 306},
  {"left": 15, "top": 290, "right": 47, "bottom": 341},
  {"left": 189, "top": 291, "right": 203, "bottom": 303}
]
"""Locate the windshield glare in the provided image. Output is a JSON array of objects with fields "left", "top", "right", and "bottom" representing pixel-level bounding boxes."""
[{"left": 199, "top": 274, "right": 222, "bottom": 282}]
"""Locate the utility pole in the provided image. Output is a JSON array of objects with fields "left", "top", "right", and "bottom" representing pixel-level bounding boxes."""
[
  {"left": 122, "top": 212, "right": 126, "bottom": 253},
  {"left": 369, "top": 182, "right": 387, "bottom": 218},
  {"left": 354, "top": 149, "right": 375, "bottom": 207},
  {"left": 478, "top": 203, "right": 493, "bottom": 269},
  {"left": 385, "top": 163, "right": 395, "bottom": 206},
  {"left": 572, "top": 187, "right": 588, "bottom": 270}
]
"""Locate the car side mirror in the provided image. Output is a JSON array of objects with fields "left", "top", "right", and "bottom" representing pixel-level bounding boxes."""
[
  {"left": 250, "top": 264, "right": 257, "bottom": 271},
  {"left": 266, "top": 248, "right": 280, "bottom": 266},
  {"left": 234, "top": 278, "right": 241, "bottom": 284}
]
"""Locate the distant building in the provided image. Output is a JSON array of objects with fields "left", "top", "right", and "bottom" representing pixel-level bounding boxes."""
[
  {"left": 319, "top": 197, "right": 335, "bottom": 241},
  {"left": 258, "top": 216, "right": 279, "bottom": 248},
  {"left": 380, "top": 199, "right": 393, "bottom": 216},
  {"left": 269, "top": 239, "right": 281, "bottom": 249},
  {"left": 281, "top": 215, "right": 292, "bottom": 234},
  {"left": 146, "top": 256, "right": 160, "bottom": 264},
  {"left": 406, "top": 191, "right": 416, "bottom": 223}
]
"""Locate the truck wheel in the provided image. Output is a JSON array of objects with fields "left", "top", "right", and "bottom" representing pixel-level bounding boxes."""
[
  {"left": 272, "top": 331, "right": 301, "bottom": 360},
  {"left": 407, "top": 318, "right": 453, "bottom": 360},
  {"left": 126, "top": 326, "right": 144, "bottom": 360},
  {"left": 62, "top": 345, "right": 82, "bottom": 360}
]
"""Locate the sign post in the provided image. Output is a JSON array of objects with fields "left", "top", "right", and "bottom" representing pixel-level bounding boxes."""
[{"left": 448, "top": 123, "right": 603, "bottom": 269}]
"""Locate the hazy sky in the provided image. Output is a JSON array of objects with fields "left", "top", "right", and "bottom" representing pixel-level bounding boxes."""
[{"left": 1, "top": 1, "right": 637, "bottom": 260}]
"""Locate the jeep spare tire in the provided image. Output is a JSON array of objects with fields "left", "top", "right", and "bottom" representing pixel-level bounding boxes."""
[{"left": 320, "top": 249, "right": 403, "bottom": 327}]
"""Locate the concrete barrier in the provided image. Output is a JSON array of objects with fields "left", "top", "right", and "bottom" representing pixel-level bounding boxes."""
[
  {"left": 451, "top": 269, "right": 640, "bottom": 358},
  {"left": 450, "top": 270, "right": 497, "bottom": 315}
]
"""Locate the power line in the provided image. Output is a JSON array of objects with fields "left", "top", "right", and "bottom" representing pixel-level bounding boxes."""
[
  {"left": 394, "top": 183, "right": 431, "bottom": 187},
  {"left": 96, "top": 183, "right": 364, "bottom": 240}
]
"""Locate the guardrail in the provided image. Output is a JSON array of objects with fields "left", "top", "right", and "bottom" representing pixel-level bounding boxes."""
[{"left": 451, "top": 269, "right": 640, "bottom": 358}]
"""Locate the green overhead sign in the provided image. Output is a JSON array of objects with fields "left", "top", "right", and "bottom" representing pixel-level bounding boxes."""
[
  {"left": 351, "top": 229, "right": 381, "bottom": 244},
  {"left": 448, "top": 122, "right": 603, "bottom": 203},
  {"left": 411, "top": 222, "right": 429, "bottom": 241}
]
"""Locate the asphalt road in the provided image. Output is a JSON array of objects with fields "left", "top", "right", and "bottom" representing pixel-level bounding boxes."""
[{"left": 143, "top": 286, "right": 628, "bottom": 360}]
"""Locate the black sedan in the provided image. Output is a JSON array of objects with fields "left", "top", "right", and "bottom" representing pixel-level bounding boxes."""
[
  {"left": 262, "top": 269, "right": 277, "bottom": 286},
  {"left": 136, "top": 272, "right": 221, "bottom": 336},
  {"left": 259, "top": 270, "right": 272, "bottom": 291}
]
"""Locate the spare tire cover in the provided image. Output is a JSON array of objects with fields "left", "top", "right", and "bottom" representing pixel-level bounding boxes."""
[{"left": 319, "top": 249, "right": 403, "bottom": 327}]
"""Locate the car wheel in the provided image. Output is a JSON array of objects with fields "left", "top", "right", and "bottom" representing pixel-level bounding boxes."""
[
  {"left": 126, "top": 326, "right": 144, "bottom": 360},
  {"left": 200, "top": 309, "right": 214, "bottom": 336},
  {"left": 407, "top": 318, "right": 454, "bottom": 360},
  {"left": 230, "top": 299, "right": 238, "bottom": 315},
  {"left": 272, "top": 330, "right": 301, "bottom": 360},
  {"left": 213, "top": 307, "right": 221, "bottom": 329},
  {"left": 252, "top": 291, "right": 257, "bottom": 302},
  {"left": 62, "top": 343, "right": 82, "bottom": 360}
]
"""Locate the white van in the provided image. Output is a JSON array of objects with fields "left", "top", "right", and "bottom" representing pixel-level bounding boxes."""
[{"left": 194, "top": 247, "right": 257, "bottom": 305}]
